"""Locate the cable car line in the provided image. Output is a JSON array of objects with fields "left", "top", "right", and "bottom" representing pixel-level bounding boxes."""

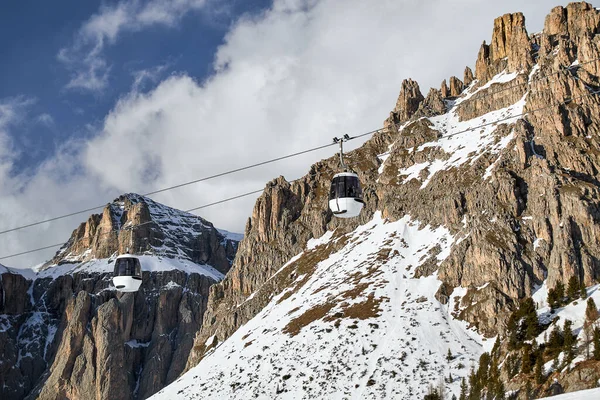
[
  {"left": 0, "top": 138, "right": 369, "bottom": 236},
  {"left": 3, "top": 79, "right": 599, "bottom": 262},
  {"left": 2, "top": 57, "right": 595, "bottom": 238},
  {"left": 0, "top": 184, "right": 297, "bottom": 261},
  {"left": 2, "top": 57, "right": 597, "bottom": 238}
]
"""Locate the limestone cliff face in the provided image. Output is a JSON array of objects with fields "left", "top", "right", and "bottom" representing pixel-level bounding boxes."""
[
  {"left": 186, "top": 1, "right": 600, "bottom": 370},
  {"left": 0, "top": 195, "right": 239, "bottom": 400}
]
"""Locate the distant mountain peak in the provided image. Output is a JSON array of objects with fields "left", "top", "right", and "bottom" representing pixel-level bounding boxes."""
[{"left": 44, "top": 193, "right": 240, "bottom": 274}]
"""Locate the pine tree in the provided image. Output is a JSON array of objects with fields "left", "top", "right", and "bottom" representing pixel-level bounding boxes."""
[
  {"left": 522, "top": 344, "right": 533, "bottom": 374},
  {"left": 548, "top": 288, "right": 559, "bottom": 312},
  {"left": 507, "top": 312, "right": 520, "bottom": 349},
  {"left": 477, "top": 352, "right": 490, "bottom": 385},
  {"left": 459, "top": 377, "right": 468, "bottom": 400},
  {"left": 493, "top": 380, "right": 506, "bottom": 400},
  {"left": 492, "top": 336, "right": 501, "bottom": 357},
  {"left": 593, "top": 327, "right": 600, "bottom": 361},
  {"left": 487, "top": 359, "right": 504, "bottom": 400},
  {"left": 563, "top": 319, "right": 576, "bottom": 364},
  {"left": 583, "top": 298, "right": 599, "bottom": 359},
  {"left": 424, "top": 384, "right": 441, "bottom": 400},
  {"left": 585, "top": 298, "right": 599, "bottom": 324},
  {"left": 580, "top": 279, "right": 587, "bottom": 299},
  {"left": 534, "top": 352, "right": 544, "bottom": 384},
  {"left": 447, "top": 348, "right": 454, "bottom": 362},
  {"left": 555, "top": 281, "right": 565, "bottom": 306},
  {"left": 522, "top": 298, "right": 540, "bottom": 339},
  {"left": 468, "top": 365, "right": 481, "bottom": 400},
  {"left": 566, "top": 275, "right": 579, "bottom": 302},
  {"left": 547, "top": 323, "right": 564, "bottom": 357}
]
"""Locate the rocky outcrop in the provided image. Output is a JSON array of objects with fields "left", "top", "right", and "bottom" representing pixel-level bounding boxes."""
[
  {"left": 464, "top": 66, "right": 475, "bottom": 87},
  {"left": 441, "top": 77, "right": 464, "bottom": 98},
  {"left": 476, "top": 12, "right": 533, "bottom": 83},
  {"left": 185, "top": 2, "right": 600, "bottom": 378},
  {"left": 449, "top": 76, "right": 464, "bottom": 97},
  {"left": 384, "top": 79, "right": 425, "bottom": 129}
]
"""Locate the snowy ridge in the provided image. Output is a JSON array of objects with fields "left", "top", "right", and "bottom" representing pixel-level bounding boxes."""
[
  {"left": 153, "top": 212, "right": 493, "bottom": 400},
  {"left": 378, "top": 69, "right": 529, "bottom": 187},
  {"left": 0, "top": 263, "right": 36, "bottom": 280},
  {"left": 38, "top": 255, "right": 224, "bottom": 282}
]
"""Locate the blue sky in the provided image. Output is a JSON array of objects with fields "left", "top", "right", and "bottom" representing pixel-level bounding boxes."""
[
  {"left": 0, "top": 0, "right": 269, "bottom": 171},
  {"left": 0, "top": 0, "right": 594, "bottom": 268}
]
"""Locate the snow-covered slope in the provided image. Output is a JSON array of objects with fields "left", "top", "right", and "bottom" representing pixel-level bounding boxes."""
[{"left": 153, "top": 212, "right": 493, "bottom": 399}]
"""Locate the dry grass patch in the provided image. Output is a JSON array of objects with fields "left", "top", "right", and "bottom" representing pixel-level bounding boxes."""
[
  {"left": 340, "top": 294, "right": 382, "bottom": 320},
  {"left": 283, "top": 302, "right": 336, "bottom": 337},
  {"left": 341, "top": 282, "right": 371, "bottom": 300},
  {"left": 276, "top": 235, "right": 350, "bottom": 305},
  {"left": 287, "top": 306, "right": 301, "bottom": 315}
]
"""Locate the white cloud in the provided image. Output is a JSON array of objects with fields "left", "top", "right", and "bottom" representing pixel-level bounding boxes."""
[
  {"left": 1, "top": 0, "right": 585, "bottom": 268},
  {"left": 36, "top": 113, "right": 55, "bottom": 126},
  {"left": 131, "top": 63, "right": 171, "bottom": 91},
  {"left": 59, "top": 0, "right": 207, "bottom": 92},
  {"left": 0, "top": 99, "right": 109, "bottom": 267}
]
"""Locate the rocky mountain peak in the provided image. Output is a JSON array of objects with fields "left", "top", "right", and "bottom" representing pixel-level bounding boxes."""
[
  {"left": 46, "top": 193, "right": 239, "bottom": 274},
  {"left": 385, "top": 78, "right": 425, "bottom": 128},
  {"left": 464, "top": 66, "right": 475, "bottom": 86},
  {"left": 544, "top": 2, "right": 600, "bottom": 40},
  {"left": 476, "top": 11, "right": 532, "bottom": 82}
]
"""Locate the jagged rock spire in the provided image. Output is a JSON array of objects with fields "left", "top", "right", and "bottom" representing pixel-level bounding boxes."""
[
  {"left": 464, "top": 66, "right": 474, "bottom": 87},
  {"left": 393, "top": 78, "right": 425, "bottom": 121},
  {"left": 476, "top": 12, "right": 533, "bottom": 82}
]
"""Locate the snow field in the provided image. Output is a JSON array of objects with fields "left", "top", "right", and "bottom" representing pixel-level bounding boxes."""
[{"left": 153, "top": 212, "right": 492, "bottom": 400}]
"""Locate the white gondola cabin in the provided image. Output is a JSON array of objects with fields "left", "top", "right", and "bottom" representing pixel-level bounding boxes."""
[
  {"left": 328, "top": 135, "right": 364, "bottom": 218},
  {"left": 112, "top": 254, "right": 143, "bottom": 292},
  {"left": 329, "top": 172, "right": 364, "bottom": 218}
]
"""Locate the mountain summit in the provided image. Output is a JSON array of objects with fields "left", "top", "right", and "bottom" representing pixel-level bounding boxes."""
[{"left": 45, "top": 193, "right": 239, "bottom": 274}]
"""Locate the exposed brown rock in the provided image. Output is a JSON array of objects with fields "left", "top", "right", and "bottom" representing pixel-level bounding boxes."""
[
  {"left": 385, "top": 79, "right": 425, "bottom": 129},
  {"left": 464, "top": 66, "right": 475, "bottom": 87},
  {"left": 415, "top": 88, "right": 446, "bottom": 117},
  {"left": 185, "top": 3, "right": 600, "bottom": 376},
  {"left": 440, "top": 79, "right": 449, "bottom": 98},
  {"left": 0, "top": 273, "right": 31, "bottom": 315},
  {"left": 449, "top": 76, "right": 464, "bottom": 97},
  {"left": 476, "top": 12, "right": 533, "bottom": 83}
]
